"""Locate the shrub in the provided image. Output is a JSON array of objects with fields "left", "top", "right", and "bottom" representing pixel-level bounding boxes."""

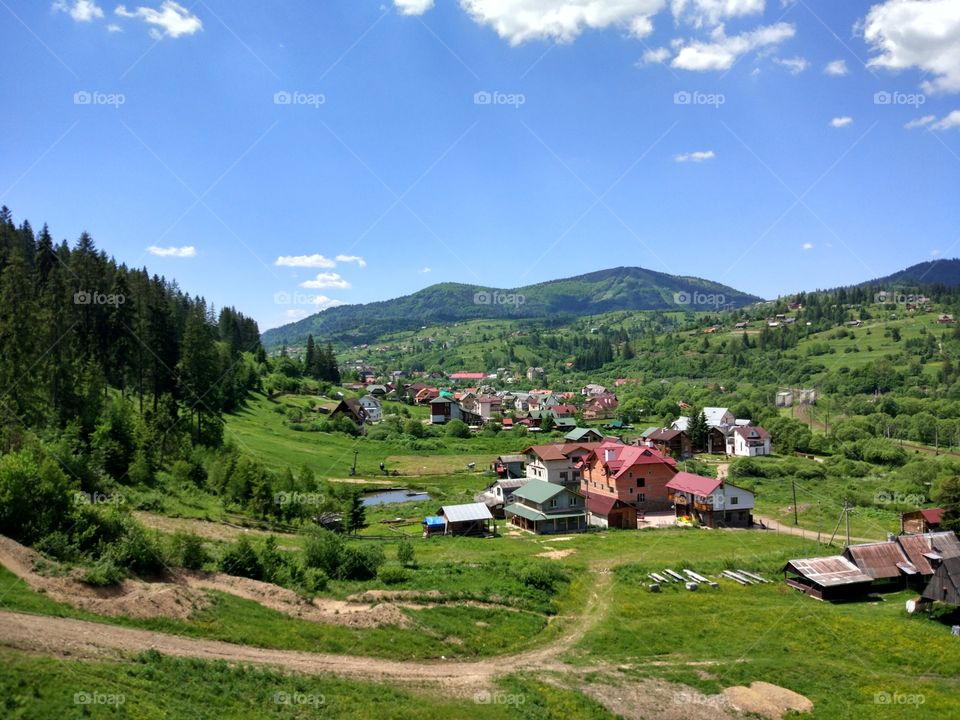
[
  {"left": 302, "top": 567, "right": 329, "bottom": 594},
  {"left": 219, "top": 536, "right": 264, "bottom": 581},
  {"left": 82, "top": 556, "right": 126, "bottom": 586},
  {"left": 396, "top": 539, "right": 416, "bottom": 568},
  {"left": 111, "top": 520, "right": 166, "bottom": 575},
  {"left": 0, "top": 450, "right": 76, "bottom": 545},
  {"left": 378, "top": 565, "right": 407, "bottom": 585},
  {"left": 445, "top": 420, "right": 470, "bottom": 438},
  {"left": 519, "top": 562, "right": 567, "bottom": 592},
  {"left": 302, "top": 528, "right": 344, "bottom": 576},
  {"left": 338, "top": 544, "right": 385, "bottom": 581},
  {"left": 168, "top": 531, "right": 209, "bottom": 570}
]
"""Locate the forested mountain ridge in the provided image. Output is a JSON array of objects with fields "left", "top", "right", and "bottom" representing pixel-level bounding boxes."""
[{"left": 261, "top": 266, "right": 763, "bottom": 348}]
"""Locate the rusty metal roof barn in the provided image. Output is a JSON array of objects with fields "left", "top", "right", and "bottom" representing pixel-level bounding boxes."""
[
  {"left": 784, "top": 556, "right": 874, "bottom": 587},
  {"left": 896, "top": 532, "right": 960, "bottom": 576},
  {"left": 843, "top": 542, "right": 916, "bottom": 580}
]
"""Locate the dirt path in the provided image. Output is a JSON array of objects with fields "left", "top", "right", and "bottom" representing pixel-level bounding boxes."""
[
  {"left": 0, "top": 570, "right": 613, "bottom": 690},
  {"left": 752, "top": 515, "right": 880, "bottom": 544}
]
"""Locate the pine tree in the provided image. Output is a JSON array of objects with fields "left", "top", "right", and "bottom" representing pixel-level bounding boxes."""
[{"left": 304, "top": 335, "right": 317, "bottom": 379}]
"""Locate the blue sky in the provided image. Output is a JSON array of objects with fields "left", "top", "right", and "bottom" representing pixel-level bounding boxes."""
[{"left": 2, "top": 0, "right": 959, "bottom": 330}]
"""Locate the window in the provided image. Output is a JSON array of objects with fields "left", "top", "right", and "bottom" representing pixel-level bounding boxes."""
[
  {"left": 637, "top": 493, "right": 645, "bottom": 503},
  {"left": 570, "top": 497, "right": 579, "bottom": 506},
  {"left": 638, "top": 478, "right": 645, "bottom": 487},
  {"left": 560, "top": 472, "right": 568, "bottom": 481},
  {"left": 730, "top": 496, "right": 739, "bottom": 505},
  {"left": 629, "top": 487, "right": 633, "bottom": 494},
  {"left": 549, "top": 499, "right": 558, "bottom": 508}
]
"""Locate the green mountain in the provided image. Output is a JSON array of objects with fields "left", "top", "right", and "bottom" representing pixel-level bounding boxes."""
[
  {"left": 860, "top": 259, "right": 960, "bottom": 288},
  {"left": 262, "top": 266, "right": 763, "bottom": 347}
]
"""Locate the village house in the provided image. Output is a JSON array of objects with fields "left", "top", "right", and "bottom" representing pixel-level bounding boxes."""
[
  {"left": 583, "top": 393, "right": 618, "bottom": 420},
  {"left": 330, "top": 398, "right": 368, "bottom": 426},
  {"left": 475, "top": 478, "right": 526, "bottom": 518},
  {"left": 414, "top": 387, "right": 439, "bottom": 405},
  {"left": 523, "top": 442, "right": 601, "bottom": 488},
  {"left": 783, "top": 557, "right": 874, "bottom": 601},
  {"left": 358, "top": 395, "right": 382, "bottom": 423},
  {"left": 492, "top": 453, "right": 526, "bottom": 479},
  {"left": 922, "top": 557, "right": 960, "bottom": 608},
  {"left": 581, "top": 383, "right": 607, "bottom": 396},
  {"left": 448, "top": 371, "right": 488, "bottom": 382},
  {"left": 504, "top": 482, "right": 586, "bottom": 534},
  {"left": 429, "top": 397, "right": 481, "bottom": 425},
  {"left": 642, "top": 428, "right": 692, "bottom": 459},
  {"left": 565, "top": 427, "right": 605, "bottom": 443},
  {"left": 665, "top": 471, "right": 755, "bottom": 528},
  {"left": 475, "top": 394, "right": 502, "bottom": 420},
  {"left": 579, "top": 441, "right": 678, "bottom": 516},
  {"left": 727, "top": 426, "right": 772, "bottom": 457},
  {"left": 900, "top": 507, "right": 944, "bottom": 534}
]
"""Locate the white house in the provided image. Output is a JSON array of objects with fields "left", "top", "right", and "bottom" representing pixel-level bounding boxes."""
[
  {"left": 665, "top": 471, "right": 755, "bottom": 528},
  {"left": 703, "top": 407, "right": 735, "bottom": 428},
  {"left": 475, "top": 395, "right": 502, "bottom": 420},
  {"left": 728, "top": 426, "right": 772, "bottom": 457},
  {"left": 359, "top": 395, "right": 382, "bottom": 423},
  {"left": 523, "top": 442, "right": 599, "bottom": 488}
]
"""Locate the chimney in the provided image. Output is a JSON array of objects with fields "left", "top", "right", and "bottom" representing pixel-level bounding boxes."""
[{"left": 604, "top": 448, "right": 616, "bottom": 462}]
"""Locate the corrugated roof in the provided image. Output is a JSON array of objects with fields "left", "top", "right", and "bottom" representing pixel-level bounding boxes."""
[
  {"left": 504, "top": 502, "right": 546, "bottom": 522},
  {"left": 784, "top": 556, "right": 873, "bottom": 587},
  {"left": 497, "top": 454, "right": 526, "bottom": 464},
  {"left": 440, "top": 502, "right": 493, "bottom": 523},
  {"left": 512, "top": 481, "right": 566, "bottom": 504},
  {"left": 585, "top": 493, "right": 626, "bottom": 515},
  {"left": 844, "top": 542, "right": 912, "bottom": 580}
]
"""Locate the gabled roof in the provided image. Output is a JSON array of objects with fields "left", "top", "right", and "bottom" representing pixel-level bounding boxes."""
[
  {"left": 584, "top": 492, "right": 629, "bottom": 516},
  {"left": 449, "top": 371, "right": 487, "bottom": 380},
  {"left": 565, "top": 428, "right": 604, "bottom": 442},
  {"left": 784, "top": 556, "right": 873, "bottom": 587},
  {"left": 513, "top": 480, "right": 568, "bottom": 504},
  {"left": 523, "top": 442, "right": 601, "bottom": 462},
  {"left": 703, "top": 407, "right": 732, "bottom": 427},
  {"left": 497, "top": 454, "right": 526, "bottom": 464},
  {"left": 647, "top": 428, "right": 686, "bottom": 442},
  {"left": 896, "top": 532, "right": 960, "bottom": 576},
  {"left": 671, "top": 417, "right": 690, "bottom": 432},
  {"left": 843, "top": 542, "right": 913, "bottom": 580},
  {"left": 666, "top": 471, "right": 721, "bottom": 497},
  {"left": 734, "top": 425, "right": 771, "bottom": 441},
  {"left": 440, "top": 502, "right": 493, "bottom": 523},
  {"left": 586, "top": 443, "right": 676, "bottom": 481},
  {"left": 918, "top": 508, "right": 944, "bottom": 524}
]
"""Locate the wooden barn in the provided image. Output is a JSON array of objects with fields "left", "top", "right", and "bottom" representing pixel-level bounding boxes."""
[
  {"left": 843, "top": 541, "right": 919, "bottom": 590},
  {"left": 900, "top": 508, "right": 944, "bottom": 534},
  {"left": 921, "top": 557, "right": 960, "bottom": 607},
  {"left": 783, "top": 556, "right": 873, "bottom": 601}
]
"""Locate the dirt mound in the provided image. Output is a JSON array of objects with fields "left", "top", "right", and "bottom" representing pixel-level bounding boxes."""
[
  {"left": 723, "top": 681, "right": 813, "bottom": 719},
  {"left": 0, "top": 535, "right": 208, "bottom": 620},
  {"left": 134, "top": 512, "right": 281, "bottom": 543},
  {"left": 536, "top": 549, "right": 575, "bottom": 560}
]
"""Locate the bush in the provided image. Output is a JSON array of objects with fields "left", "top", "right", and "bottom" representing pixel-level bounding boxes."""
[
  {"left": 168, "top": 531, "right": 209, "bottom": 570},
  {"left": 338, "top": 544, "right": 385, "bottom": 580},
  {"left": 519, "top": 562, "right": 567, "bottom": 592},
  {"left": 82, "top": 556, "right": 126, "bottom": 586},
  {"left": 302, "top": 567, "right": 329, "bottom": 594},
  {"left": 111, "top": 520, "right": 166, "bottom": 575},
  {"left": 446, "top": 420, "right": 470, "bottom": 438},
  {"left": 302, "top": 528, "right": 344, "bottom": 576},
  {"left": 219, "top": 536, "right": 264, "bottom": 580},
  {"left": 396, "top": 539, "right": 416, "bottom": 568},
  {"left": 377, "top": 565, "right": 407, "bottom": 585},
  {"left": 404, "top": 419, "right": 427, "bottom": 438},
  {"left": 0, "top": 450, "right": 76, "bottom": 545}
]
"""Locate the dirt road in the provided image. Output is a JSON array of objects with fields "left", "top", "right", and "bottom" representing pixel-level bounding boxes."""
[
  {"left": 0, "top": 570, "right": 612, "bottom": 690},
  {"left": 752, "top": 515, "right": 880, "bottom": 544}
]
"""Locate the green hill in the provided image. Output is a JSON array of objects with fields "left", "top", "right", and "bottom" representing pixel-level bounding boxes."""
[
  {"left": 262, "top": 266, "right": 762, "bottom": 347},
  {"left": 858, "top": 258, "right": 960, "bottom": 288}
]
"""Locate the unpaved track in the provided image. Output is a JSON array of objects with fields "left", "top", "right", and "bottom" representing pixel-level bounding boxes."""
[{"left": 0, "top": 570, "right": 612, "bottom": 689}]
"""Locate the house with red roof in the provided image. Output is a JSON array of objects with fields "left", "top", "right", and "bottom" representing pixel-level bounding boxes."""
[
  {"left": 579, "top": 441, "right": 678, "bottom": 520},
  {"left": 900, "top": 507, "right": 944, "bottom": 534},
  {"left": 449, "top": 371, "right": 487, "bottom": 381},
  {"left": 665, "top": 471, "right": 755, "bottom": 528},
  {"left": 583, "top": 393, "right": 619, "bottom": 420},
  {"left": 643, "top": 428, "right": 692, "bottom": 459}
]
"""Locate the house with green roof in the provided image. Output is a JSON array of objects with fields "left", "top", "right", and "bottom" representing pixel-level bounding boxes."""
[
  {"left": 504, "top": 480, "right": 586, "bottom": 534},
  {"left": 564, "top": 427, "right": 605, "bottom": 443}
]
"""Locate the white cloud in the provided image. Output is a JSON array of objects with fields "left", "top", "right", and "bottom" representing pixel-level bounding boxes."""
[
  {"left": 420, "top": 266, "right": 432, "bottom": 273},
  {"left": 300, "top": 272, "right": 350, "bottom": 290},
  {"left": 863, "top": 0, "right": 960, "bottom": 94},
  {"left": 394, "top": 0, "right": 434, "bottom": 15},
  {"left": 52, "top": 0, "right": 104, "bottom": 21},
  {"left": 147, "top": 245, "right": 196, "bottom": 257},
  {"left": 671, "top": 22, "right": 795, "bottom": 71},
  {"left": 824, "top": 59, "right": 848, "bottom": 76},
  {"left": 335, "top": 254, "right": 367, "bottom": 268},
  {"left": 674, "top": 150, "right": 715, "bottom": 162},
  {"left": 641, "top": 47, "right": 671, "bottom": 64},
  {"left": 106, "top": 22, "right": 122, "bottom": 32},
  {"left": 802, "top": 242, "right": 814, "bottom": 250},
  {"left": 775, "top": 56, "right": 808, "bottom": 74},
  {"left": 932, "top": 109, "right": 960, "bottom": 129},
  {"left": 904, "top": 114, "right": 935, "bottom": 129},
  {"left": 310, "top": 295, "right": 345, "bottom": 310},
  {"left": 670, "top": 0, "right": 765, "bottom": 29},
  {"left": 275, "top": 254, "right": 337, "bottom": 268},
  {"left": 285, "top": 309, "right": 308, "bottom": 321},
  {"left": 830, "top": 115, "right": 853, "bottom": 128},
  {"left": 458, "top": 0, "right": 666, "bottom": 46},
  {"left": 931, "top": 249, "right": 942, "bottom": 257},
  {"left": 115, "top": 1, "right": 202, "bottom": 39}
]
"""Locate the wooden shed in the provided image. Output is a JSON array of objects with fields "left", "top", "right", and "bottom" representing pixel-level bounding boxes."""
[
  {"left": 783, "top": 556, "right": 874, "bottom": 601},
  {"left": 921, "top": 557, "right": 960, "bottom": 607}
]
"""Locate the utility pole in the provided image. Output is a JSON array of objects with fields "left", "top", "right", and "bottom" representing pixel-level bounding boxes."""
[{"left": 792, "top": 478, "right": 799, "bottom": 526}]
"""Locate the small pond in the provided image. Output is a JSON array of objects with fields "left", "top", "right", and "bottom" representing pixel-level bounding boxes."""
[{"left": 361, "top": 488, "right": 431, "bottom": 507}]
